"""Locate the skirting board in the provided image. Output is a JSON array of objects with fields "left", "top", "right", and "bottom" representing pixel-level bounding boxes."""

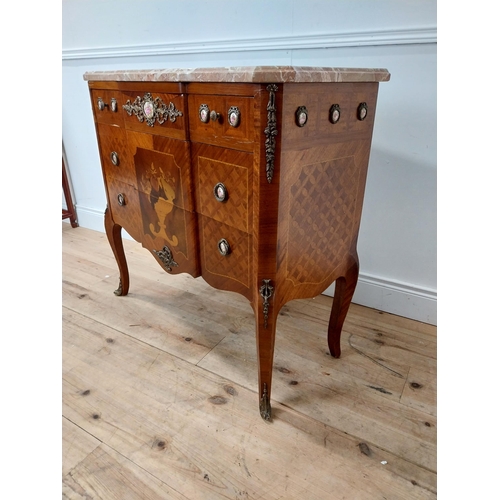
[
  {"left": 71, "top": 206, "right": 436, "bottom": 326},
  {"left": 324, "top": 275, "right": 436, "bottom": 326}
]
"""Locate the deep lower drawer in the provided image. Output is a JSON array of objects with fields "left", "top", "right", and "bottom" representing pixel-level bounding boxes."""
[{"left": 107, "top": 178, "right": 199, "bottom": 278}]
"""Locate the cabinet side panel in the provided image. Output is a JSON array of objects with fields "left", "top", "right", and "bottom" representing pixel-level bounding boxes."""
[{"left": 277, "top": 82, "right": 379, "bottom": 306}]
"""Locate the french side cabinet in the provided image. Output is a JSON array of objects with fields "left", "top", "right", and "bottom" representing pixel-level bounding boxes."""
[{"left": 84, "top": 66, "right": 390, "bottom": 420}]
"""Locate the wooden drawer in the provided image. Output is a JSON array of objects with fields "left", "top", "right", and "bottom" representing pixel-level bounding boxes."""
[
  {"left": 188, "top": 94, "right": 254, "bottom": 151},
  {"left": 107, "top": 177, "right": 199, "bottom": 277},
  {"left": 199, "top": 216, "right": 251, "bottom": 297},
  {"left": 122, "top": 90, "right": 187, "bottom": 140},
  {"left": 192, "top": 143, "right": 253, "bottom": 233},
  {"left": 281, "top": 82, "right": 379, "bottom": 150},
  {"left": 97, "top": 123, "right": 136, "bottom": 188},
  {"left": 106, "top": 179, "right": 143, "bottom": 243},
  {"left": 91, "top": 89, "right": 125, "bottom": 126}
]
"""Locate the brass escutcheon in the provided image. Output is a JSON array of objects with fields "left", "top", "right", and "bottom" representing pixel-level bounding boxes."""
[
  {"left": 227, "top": 106, "right": 241, "bottom": 127},
  {"left": 110, "top": 151, "right": 119, "bottom": 166},
  {"left": 199, "top": 104, "right": 210, "bottom": 123},
  {"left": 213, "top": 182, "right": 228, "bottom": 203},
  {"left": 295, "top": 106, "right": 308, "bottom": 127},
  {"left": 357, "top": 102, "right": 368, "bottom": 121},
  {"left": 329, "top": 104, "right": 341, "bottom": 124},
  {"left": 97, "top": 97, "right": 106, "bottom": 111},
  {"left": 218, "top": 238, "right": 231, "bottom": 256}
]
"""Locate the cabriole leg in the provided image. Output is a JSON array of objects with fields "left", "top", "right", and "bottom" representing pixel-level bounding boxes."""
[
  {"left": 104, "top": 207, "right": 129, "bottom": 296},
  {"left": 255, "top": 279, "right": 277, "bottom": 421},
  {"left": 327, "top": 254, "right": 359, "bottom": 358}
]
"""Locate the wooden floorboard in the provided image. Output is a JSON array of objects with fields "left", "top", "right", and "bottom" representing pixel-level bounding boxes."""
[{"left": 62, "top": 223, "right": 437, "bottom": 499}]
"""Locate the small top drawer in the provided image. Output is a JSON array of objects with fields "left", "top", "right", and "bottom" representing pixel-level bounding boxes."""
[
  {"left": 91, "top": 90, "right": 124, "bottom": 126},
  {"left": 122, "top": 91, "right": 187, "bottom": 140},
  {"left": 188, "top": 95, "right": 254, "bottom": 152}
]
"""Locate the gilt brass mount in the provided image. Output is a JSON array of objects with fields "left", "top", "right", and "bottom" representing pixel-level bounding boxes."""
[
  {"left": 259, "top": 383, "right": 271, "bottom": 421},
  {"left": 259, "top": 279, "right": 274, "bottom": 329},
  {"left": 264, "top": 84, "right": 278, "bottom": 183},
  {"left": 123, "top": 93, "right": 183, "bottom": 127},
  {"left": 153, "top": 245, "right": 178, "bottom": 272}
]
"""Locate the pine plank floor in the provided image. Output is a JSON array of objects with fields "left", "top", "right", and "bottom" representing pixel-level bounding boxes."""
[{"left": 62, "top": 223, "right": 437, "bottom": 499}]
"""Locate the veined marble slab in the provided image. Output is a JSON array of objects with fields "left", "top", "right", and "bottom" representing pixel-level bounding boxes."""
[{"left": 84, "top": 66, "right": 390, "bottom": 83}]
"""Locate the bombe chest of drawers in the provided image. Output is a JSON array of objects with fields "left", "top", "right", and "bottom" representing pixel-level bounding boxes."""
[{"left": 84, "top": 66, "right": 390, "bottom": 420}]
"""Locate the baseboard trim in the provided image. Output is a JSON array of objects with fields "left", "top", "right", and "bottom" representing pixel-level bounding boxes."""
[
  {"left": 73, "top": 205, "right": 436, "bottom": 325},
  {"left": 324, "top": 273, "right": 437, "bottom": 325},
  {"left": 72, "top": 205, "right": 105, "bottom": 234},
  {"left": 62, "top": 27, "right": 436, "bottom": 60}
]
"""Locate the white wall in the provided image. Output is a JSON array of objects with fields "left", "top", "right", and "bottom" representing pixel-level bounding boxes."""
[{"left": 62, "top": 0, "right": 437, "bottom": 324}]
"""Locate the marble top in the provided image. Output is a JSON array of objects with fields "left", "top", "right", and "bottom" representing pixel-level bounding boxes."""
[{"left": 83, "top": 66, "right": 390, "bottom": 83}]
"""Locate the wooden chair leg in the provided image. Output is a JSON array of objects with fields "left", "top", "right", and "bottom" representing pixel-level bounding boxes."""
[
  {"left": 104, "top": 207, "right": 130, "bottom": 296},
  {"left": 327, "top": 254, "right": 359, "bottom": 358},
  {"left": 62, "top": 157, "right": 78, "bottom": 228}
]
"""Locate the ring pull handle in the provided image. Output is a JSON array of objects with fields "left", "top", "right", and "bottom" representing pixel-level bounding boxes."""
[
  {"left": 110, "top": 151, "right": 119, "bottom": 166},
  {"left": 110, "top": 98, "right": 118, "bottom": 112},
  {"left": 213, "top": 182, "right": 228, "bottom": 203},
  {"left": 218, "top": 238, "right": 231, "bottom": 256},
  {"left": 210, "top": 110, "right": 221, "bottom": 122},
  {"left": 117, "top": 193, "right": 126, "bottom": 206}
]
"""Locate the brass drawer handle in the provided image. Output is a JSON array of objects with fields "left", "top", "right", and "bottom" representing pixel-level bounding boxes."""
[
  {"left": 210, "top": 110, "right": 221, "bottom": 122},
  {"left": 218, "top": 238, "right": 231, "bottom": 256},
  {"left": 117, "top": 193, "right": 126, "bottom": 206},
  {"left": 228, "top": 106, "right": 240, "bottom": 127},
  {"left": 110, "top": 151, "right": 119, "bottom": 166},
  {"left": 213, "top": 182, "right": 228, "bottom": 202},
  {"left": 199, "top": 104, "right": 222, "bottom": 123},
  {"left": 98, "top": 97, "right": 118, "bottom": 113}
]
